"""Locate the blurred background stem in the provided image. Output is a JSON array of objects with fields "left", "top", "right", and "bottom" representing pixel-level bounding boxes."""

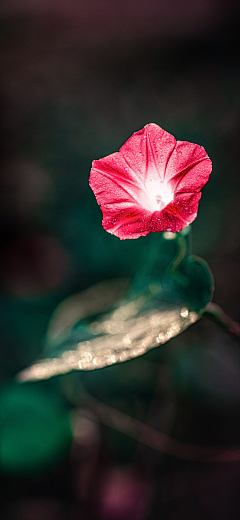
[{"left": 204, "top": 303, "right": 240, "bottom": 344}]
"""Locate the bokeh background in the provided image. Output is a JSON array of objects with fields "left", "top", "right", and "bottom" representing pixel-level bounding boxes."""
[{"left": 1, "top": 1, "right": 240, "bottom": 519}]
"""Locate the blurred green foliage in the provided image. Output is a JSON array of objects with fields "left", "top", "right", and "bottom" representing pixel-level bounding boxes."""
[{"left": 0, "top": 381, "right": 72, "bottom": 474}]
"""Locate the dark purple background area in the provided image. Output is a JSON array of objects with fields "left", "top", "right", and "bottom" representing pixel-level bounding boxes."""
[{"left": 1, "top": 2, "right": 240, "bottom": 519}]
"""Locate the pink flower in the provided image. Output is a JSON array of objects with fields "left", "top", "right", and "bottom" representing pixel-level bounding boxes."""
[{"left": 89, "top": 123, "right": 212, "bottom": 239}]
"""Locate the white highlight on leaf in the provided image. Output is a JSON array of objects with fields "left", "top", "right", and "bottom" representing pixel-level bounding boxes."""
[
  {"left": 18, "top": 305, "right": 198, "bottom": 382},
  {"left": 180, "top": 307, "right": 189, "bottom": 318}
]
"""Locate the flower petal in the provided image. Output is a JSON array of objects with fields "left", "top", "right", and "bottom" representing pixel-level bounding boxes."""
[
  {"left": 149, "top": 193, "right": 200, "bottom": 233},
  {"left": 90, "top": 153, "right": 142, "bottom": 207},
  {"left": 102, "top": 205, "right": 152, "bottom": 239},
  {"left": 119, "top": 123, "right": 176, "bottom": 184},
  {"left": 89, "top": 124, "right": 212, "bottom": 239},
  {"left": 89, "top": 153, "right": 153, "bottom": 239},
  {"left": 165, "top": 141, "right": 212, "bottom": 194}
]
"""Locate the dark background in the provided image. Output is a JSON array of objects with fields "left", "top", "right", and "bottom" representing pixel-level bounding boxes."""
[{"left": 1, "top": 1, "right": 240, "bottom": 519}]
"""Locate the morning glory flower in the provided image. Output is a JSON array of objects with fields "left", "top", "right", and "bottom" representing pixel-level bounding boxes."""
[{"left": 89, "top": 123, "right": 212, "bottom": 239}]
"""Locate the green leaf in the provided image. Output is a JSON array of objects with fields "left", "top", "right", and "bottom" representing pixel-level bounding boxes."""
[
  {"left": 0, "top": 382, "right": 72, "bottom": 474},
  {"left": 17, "top": 227, "right": 213, "bottom": 381}
]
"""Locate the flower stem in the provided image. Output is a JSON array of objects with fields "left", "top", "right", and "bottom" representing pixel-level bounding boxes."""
[{"left": 169, "top": 233, "right": 187, "bottom": 273}]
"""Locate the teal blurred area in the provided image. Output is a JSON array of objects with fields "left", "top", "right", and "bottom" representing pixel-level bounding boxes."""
[{"left": 1, "top": 2, "right": 240, "bottom": 519}]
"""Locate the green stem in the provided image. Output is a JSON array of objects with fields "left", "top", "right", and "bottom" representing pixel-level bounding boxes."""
[{"left": 169, "top": 233, "right": 187, "bottom": 273}]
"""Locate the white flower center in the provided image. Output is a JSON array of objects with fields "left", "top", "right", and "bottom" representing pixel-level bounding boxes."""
[{"left": 144, "top": 179, "right": 173, "bottom": 212}]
